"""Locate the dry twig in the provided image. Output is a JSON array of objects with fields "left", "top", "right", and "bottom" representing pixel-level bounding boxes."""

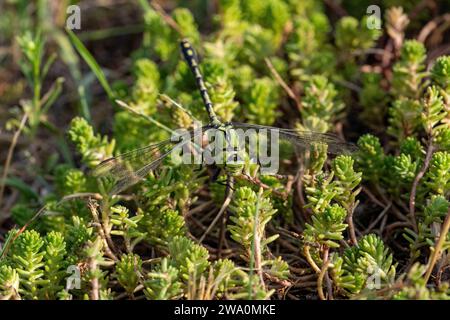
[{"left": 0, "top": 113, "right": 28, "bottom": 213}]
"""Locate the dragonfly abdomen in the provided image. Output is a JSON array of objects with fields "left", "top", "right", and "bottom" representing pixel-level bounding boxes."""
[{"left": 180, "top": 39, "right": 220, "bottom": 125}]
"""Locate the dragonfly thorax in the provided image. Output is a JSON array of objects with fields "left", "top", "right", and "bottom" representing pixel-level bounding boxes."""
[{"left": 203, "top": 124, "right": 248, "bottom": 176}]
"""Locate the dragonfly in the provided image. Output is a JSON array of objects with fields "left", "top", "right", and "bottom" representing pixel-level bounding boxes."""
[{"left": 93, "top": 39, "right": 357, "bottom": 196}]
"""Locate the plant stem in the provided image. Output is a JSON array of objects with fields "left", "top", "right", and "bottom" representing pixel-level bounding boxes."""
[
  {"left": 317, "top": 247, "right": 331, "bottom": 300},
  {"left": 424, "top": 208, "right": 450, "bottom": 283},
  {"left": 88, "top": 200, "right": 118, "bottom": 261},
  {"left": 265, "top": 58, "right": 301, "bottom": 109},
  {"left": 89, "top": 257, "right": 99, "bottom": 300},
  {"left": 303, "top": 245, "right": 321, "bottom": 273},
  {"left": 255, "top": 188, "right": 265, "bottom": 285},
  {"left": 199, "top": 177, "right": 234, "bottom": 243},
  {"left": 409, "top": 141, "right": 434, "bottom": 233},
  {"left": 346, "top": 204, "right": 358, "bottom": 245},
  {"left": 0, "top": 113, "right": 28, "bottom": 212},
  {"left": 149, "top": 0, "right": 182, "bottom": 34}
]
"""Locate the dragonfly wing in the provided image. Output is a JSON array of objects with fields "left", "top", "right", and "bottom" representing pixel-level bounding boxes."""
[
  {"left": 230, "top": 122, "right": 357, "bottom": 154},
  {"left": 92, "top": 140, "right": 175, "bottom": 180},
  {"left": 107, "top": 148, "right": 172, "bottom": 195},
  {"left": 92, "top": 127, "right": 207, "bottom": 195}
]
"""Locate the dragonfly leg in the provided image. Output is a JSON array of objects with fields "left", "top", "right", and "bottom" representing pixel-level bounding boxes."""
[
  {"left": 218, "top": 176, "right": 234, "bottom": 258},
  {"left": 211, "top": 166, "right": 222, "bottom": 182},
  {"left": 199, "top": 176, "right": 234, "bottom": 245},
  {"left": 226, "top": 178, "right": 236, "bottom": 192},
  {"left": 194, "top": 152, "right": 204, "bottom": 172},
  {"left": 215, "top": 180, "right": 228, "bottom": 187},
  {"left": 256, "top": 156, "right": 262, "bottom": 168}
]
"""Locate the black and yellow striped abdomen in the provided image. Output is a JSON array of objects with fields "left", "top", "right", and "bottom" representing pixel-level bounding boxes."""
[{"left": 180, "top": 39, "right": 220, "bottom": 125}]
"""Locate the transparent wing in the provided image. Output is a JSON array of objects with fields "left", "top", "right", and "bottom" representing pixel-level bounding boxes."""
[
  {"left": 230, "top": 122, "right": 357, "bottom": 154},
  {"left": 92, "top": 127, "right": 207, "bottom": 195}
]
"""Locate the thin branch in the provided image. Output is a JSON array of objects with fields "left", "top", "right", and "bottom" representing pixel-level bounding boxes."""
[
  {"left": 346, "top": 203, "right": 358, "bottom": 245},
  {"left": 295, "top": 168, "right": 310, "bottom": 223},
  {"left": 218, "top": 177, "right": 234, "bottom": 257},
  {"left": 374, "top": 184, "right": 409, "bottom": 222},
  {"left": 363, "top": 202, "right": 392, "bottom": 235},
  {"left": 89, "top": 257, "right": 99, "bottom": 300},
  {"left": 424, "top": 208, "right": 450, "bottom": 283},
  {"left": 253, "top": 224, "right": 265, "bottom": 290},
  {"left": 150, "top": 0, "right": 183, "bottom": 35},
  {"left": 409, "top": 142, "right": 434, "bottom": 233},
  {"left": 334, "top": 79, "right": 362, "bottom": 93},
  {"left": 0, "top": 113, "right": 28, "bottom": 211},
  {"left": 115, "top": 284, "right": 144, "bottom": 300},
  {"left": 199, "top": 177, "right": 234, "bottom": 243},
  {"left": 418, "top": 13, "right": 450, "bottom": 43},
  {"left": 88, "top": 200, "right": 118, "bottom": 261},
  {"left": 317, "top": 247, "right": 331, "bottom": 300},
  {"left": 362, "top": 186, "right": 387, "bottom": 209},
  {"left": 303, "top": 245, "right": 321, "bottom": 273},
  {"left": 263, "top": 271, "right": 292, "bottom": 288},
  {"left": 324, "top": 267, "right": 333, "bottom": 300},
  {"left": 187, "top": 200, "right": 214, "bottom": 217},
  {"left": 237, "top": 174, "right": 287, "bottom": 198},
  {"left": 264, "top": 58, "right": 301, "bottom": 109},
  {"left": 384, "top": 221, "right": 414, "bottom": 239},
  {"left": 323, "top": 0, "right": 348, "bottom": 17},
  {"left": 252, "top": 188, "right": 265, "bottom": 290}
]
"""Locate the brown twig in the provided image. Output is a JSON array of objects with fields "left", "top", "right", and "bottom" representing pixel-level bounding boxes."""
[
  {"left": 237, "top": 174, "right": 287, "bottom": 198},
  {"left": 363, "top": 202, "right": 392, "bottom": 235},
  {"left": 384, "top": 221, "right": 414, "bottom": 238},
  {"left": 265, "top": 58, "right": 301, "bottom": 109},
  {"left": 253, "top": 224, "right": 265, "bottom": 290},
  {"left": 115, "top": 284, "right": 144, "bottom": 300},
  {"left": 186, "top": 200, "right": 214, "bottom": 217},
  {"left": 424, "top": 208, "right": 450, "bottom": 283},
  {"left": 373, "top": 184, "right": 409, "bottom": 222},
  {"left": 346, "top": 204, "right": 358, "bottom": 245},
  {"left": 418, "top": 13, "right": 450, "bottom": 43},
  {"left": 199, "top": 177, "right": 234, "bottom": 243},
  {"left": 409, "top": 141, "right": 434, "bottom": 233},
  {"left": 325, "top": 271, "right": 333, "bottom": 300},
  {"left": 150, "top": 0, "right": 183, "bottom": 35},
  {"left": 317, "top": 247, "right": 331, "bottom": 300},
  {"left": 218, "top": 199, "right": 230, "bottom": 258},
  {"left": 88, "top": 200, "right": 118, "bottom": 261},
  {"left": 362, "top": 186, "right": 387, "bottom": 208},
  {"left": 89, "top": 257, "right": 99, "bottom": 300},
  {"left": 323, "top": 0, "right": 347, "bottom": 17},
  {"left": 263, "top": 272, "right": 292, "bottom": 288},
  {"left": 0, "top": 113, "right": 28, "bottom": 213},
  {"left": 295, "top": 168, "right": 311, "bottom": 223}
]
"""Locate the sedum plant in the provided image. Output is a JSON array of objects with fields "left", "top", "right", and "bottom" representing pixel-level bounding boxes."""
[
  {"left": 331, "top": 234, "right": 396, "bottom": 295},
  {"left": 1, "top": 0, "right": 450, "bottom": 301},
  {"left": 0, "top": 265, "right": 21, "bottom": 300}
]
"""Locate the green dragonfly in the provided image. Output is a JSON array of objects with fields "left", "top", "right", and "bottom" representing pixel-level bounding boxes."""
[{"left": 93, "top": 39, "right": 356, "bottom": 195}]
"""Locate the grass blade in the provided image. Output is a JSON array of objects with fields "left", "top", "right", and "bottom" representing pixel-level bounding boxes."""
[
  {"left": 54, "top": 30, "right": 91, "bottom": 122},
  {"left": 66, "top": 29, "right": 115, "bottom": 101}
]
